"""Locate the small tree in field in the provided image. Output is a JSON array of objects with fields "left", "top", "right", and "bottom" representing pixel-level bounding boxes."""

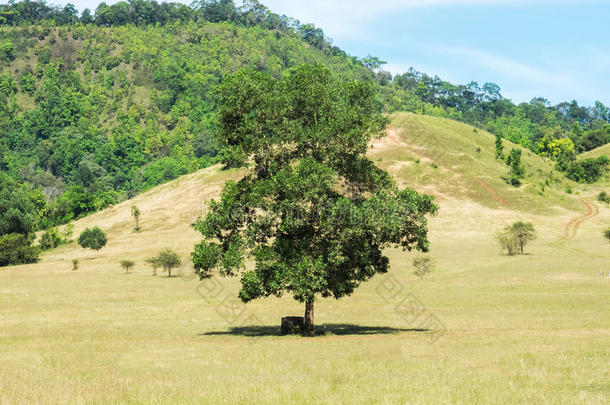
[
  {"left": 496, "top": 221, "right": 536, "bottom": 255},
  {"left": 149, "top": 249, "right": 181, "bottom": 277},
  {"left": 120, "top": 260, "right": 135, "bottom": 274},
  {"left": 413, "top": 256, "right": 433, "bottom": 280},
  {"left": 78, "top": 227, "right": 107, "bottom": 251},
  {"left": 192, "top": 65, "right": 437, "bottom": 335},
  {"left": 145, "top": 256, "right": 161, "bottom": 276},
  {"left": 131, "top": 206, "right": 141, "bottom": 231},
  {"left": 510, "top": 222, "right": 536, "bottom": 254}
]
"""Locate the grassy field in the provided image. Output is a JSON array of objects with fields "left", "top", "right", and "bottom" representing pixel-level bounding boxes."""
[{"left": 1, "top": 115, "right": 609, "bottom": 404}]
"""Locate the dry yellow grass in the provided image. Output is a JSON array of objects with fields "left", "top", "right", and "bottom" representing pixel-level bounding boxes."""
[{"left": 1, "top": 115, "right": 609, "bottom": 404}]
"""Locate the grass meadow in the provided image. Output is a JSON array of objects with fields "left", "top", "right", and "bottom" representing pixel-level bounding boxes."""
[{"left": 1, "top": 115, "right": 609, "bottom": 404}]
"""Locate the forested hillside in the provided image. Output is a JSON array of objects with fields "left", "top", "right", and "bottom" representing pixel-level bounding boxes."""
[{"left": 0, "top": 0, "right": 608, "bottom": 234}]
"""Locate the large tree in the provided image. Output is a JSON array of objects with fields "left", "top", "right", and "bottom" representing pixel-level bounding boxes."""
[{"left": 191, "top": 64, "right": 437, "bottom": 334}]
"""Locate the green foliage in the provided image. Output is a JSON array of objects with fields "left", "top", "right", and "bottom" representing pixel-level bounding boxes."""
[
  {"left": 120, "top": 259, "right": 135, "bottom": 274},
  {"left": 141, "top": 157, "right": 188, "bottom": 190},
  {"left": 563, "top": 156, "right": 609, "bottom": 183},
  {"left": 0, "top": 174, "right": 41, "bottom": 236},
  {"left": 496, "top": 221, "right": 537, "bottom": 255},
  {"left": 505, "top": 149, "right": 525, "bottom": 186},
  {"left": 72, "top": 258, "right": 79, "bottom": 271},
  {"left": 39, "top": 227, "right": 61, "bottom": 250},
  {"left": 413, "top": 256, "right": 434, "bottom": 280},
  {"left": 597, "top": 191, "right": 610, "bottom": 204},
  {"left": 495, "top": 134, "right": 504, "bottom": 160},
  {"left": 131, "top": 205, "right": 141, "bottom": 231},
  {"left": 145, "top": 256, "right": 161, "bottom": 276},
  {"left": 192, "top": 64, "right": 438, "bottom": 333},
  {"left": 604, "top": 229, "right": 610, "bottom": 243},
  {"left": 148, "top": 248, "right": 181, "bottom": 277},
  {"left": 39, "top": 224, "right": 72, "bottom": 250},
  {"left": 77, "top": 226, "right": 107, "bottom": 251},
  {"left": 0, "top": 40, "right": 15, "bottom": 61},
  {"left": 0, "top": 233, "right": 41, "bottom": 266}
]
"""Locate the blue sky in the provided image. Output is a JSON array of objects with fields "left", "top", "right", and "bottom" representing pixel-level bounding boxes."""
[{"left": 5, "top": 0, "right": 610, "bottom": 106}]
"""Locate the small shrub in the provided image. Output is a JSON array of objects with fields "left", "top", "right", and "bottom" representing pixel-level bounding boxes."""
[
  {"left": 604, "top": 228, "right": 610, "bottom": 243},
  {"left": 413, "top": 256, "right": 433, "bottom": 280},
  {"left": 78, "top": 227, "right": 107, "bottom": 251},
  {"left": 0, "top": 41, "right": 16, "bottom": 61},
  {"left": 597, "top": 191, "right": 610, "bottom": 204},
  {"left": 39, "top": 228, "right": 62, "bottom": 250},
  {"left": 476, "top": 147, "right": 481, "bottom": 153},
  {"left": 120, "top": 260, "right": 135, "bottom": 274},
  {"left": 72, "top": 259, "right": 79, "bottom": 271}
]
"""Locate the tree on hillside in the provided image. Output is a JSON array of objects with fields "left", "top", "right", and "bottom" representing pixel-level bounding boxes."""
[
  {"left": 495, "top": 134, "right": 504, "bottom": 160},
  {"left": 145, "top": 256, "right": 161, "bottom": 276},
  {"left": 131, "top": 205, "right": 141, "bottom": 231},
  {"left": 149, "top": 249, "right": 181, "bottom": 277},
  {"left": 78, "top": 227, "right": 107, "bottom": 251},
  {"left": 191, "top": 64, "right": 438, "bottom": 335},
  {"left": 505, "top": 148, "right": 525, "bottom": 186}
]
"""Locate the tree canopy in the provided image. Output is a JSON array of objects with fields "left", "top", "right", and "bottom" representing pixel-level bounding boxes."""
[
  {"left": 77, "top": 226, "right": 107, "bottom": 251},
  {"left": 191, "top": 64, "right": 438, "bottom": 333}
]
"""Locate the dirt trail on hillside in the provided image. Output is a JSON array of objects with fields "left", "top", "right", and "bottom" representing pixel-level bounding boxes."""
[
  {"left": 474, "top": 178, "right": 508, "bottom": 206},
  {"left": 563, "top": 199, "right": 599, "bottom": 238}
]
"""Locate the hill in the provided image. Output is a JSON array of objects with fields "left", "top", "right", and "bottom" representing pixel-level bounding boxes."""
[
  {"left": 35, "top": 113, "right": 592, "bottom": 266},
  {"left": 2, "top": 0, "right": 610, "bottom": 230},
  {"left": 581, "top": 142, "right": 610, "bottom": 159},
  {"left": 2, "top": 114, "right": 609, "bottom": 404}
]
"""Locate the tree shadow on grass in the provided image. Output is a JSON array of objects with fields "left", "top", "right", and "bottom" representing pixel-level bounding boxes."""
[{"left": 201, "top": 324, "right": 429, "bottom": 338}]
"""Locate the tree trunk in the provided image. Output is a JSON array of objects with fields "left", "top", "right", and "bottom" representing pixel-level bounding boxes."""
[{"left": 303, "top": 299, "right": 314, "bottom": 335}]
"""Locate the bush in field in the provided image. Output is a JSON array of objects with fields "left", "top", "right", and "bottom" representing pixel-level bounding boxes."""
[
  {"left": 148, "top": 249, "right": 181, "bottom": 277},
  {"left": 78, "top": 227, "right": 107, "bottom": 251},
  {"left": 604, "top": 228, "right": 610, "bottom": 243},
  {"left": 496, "top": 221, "right": 537, "bottom": 255},
  {"left": 0, "top": 233, "right": 41, "bottom": 266},
  {"left": 72, "top": 259, "right": 79, "bottom": 271},
  {"left": 131, "top": 206, "right": 141, "bottom": 231},
  {"left": 597, "top": 191, "right": 610, "bottom": 204},
  {"left": 413, "top": 256, "right": 434, "bottom": 280},
  {"left": 120, "top": 260, "right": 135, "bottom": 274},
  {"left": 39, "top": 227, "right": 66, "bottom": 250}
]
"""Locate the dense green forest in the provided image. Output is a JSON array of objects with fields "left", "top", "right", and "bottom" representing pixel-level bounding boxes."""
[{"left": 0, "top": 0, "right": 609, "bottom": 262}]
